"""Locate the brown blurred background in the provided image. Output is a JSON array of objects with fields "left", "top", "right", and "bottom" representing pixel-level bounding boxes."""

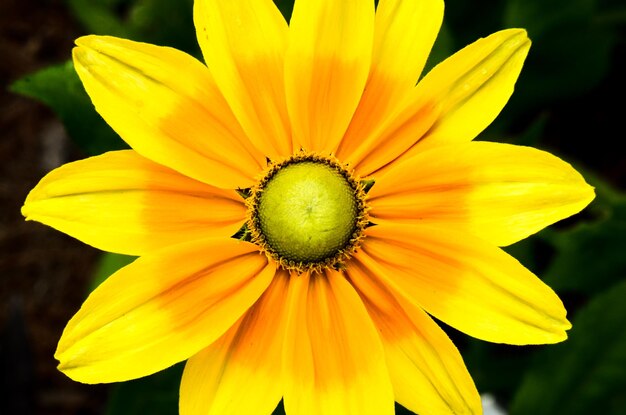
[{"left": 1, "top": 1, "right": 107, "bottom": 414}]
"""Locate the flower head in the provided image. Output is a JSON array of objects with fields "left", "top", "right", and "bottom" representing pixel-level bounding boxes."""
[{"left": 22, "top": 0, "right": 594, "bottom": 414}]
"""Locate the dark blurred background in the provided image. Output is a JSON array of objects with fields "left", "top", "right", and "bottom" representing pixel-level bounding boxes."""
[{"left": 1, "top": 0, "right": 625, "bottom": 414}]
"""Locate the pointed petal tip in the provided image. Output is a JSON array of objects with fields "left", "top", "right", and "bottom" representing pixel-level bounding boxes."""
[
  {"left": 54, "top": 350, "right": 86, "bottom": 384},
  {"left": 505, "top": 314, "right": 572, "bottom": 346},
  {"left": 564, "top": 317, "right": 573, "bottom": 331},
  {"left": 73, "top": 35, "right": 89, "bottom": 48},
  {"left": 75, "top": 34, "right": 115, "bottom": 49},
  {"left": 56, "top": 360, "right": 107, "bottom": 385},
  {"left": 510, "top": 295, "right": 573, "bottom": 345},
  {"left": 74, "top": 35, "right": 91, "bottom": 46},
  {"left": 73, "top": 36, "right": 120, "bottom": 63},
  {"left": 500, "top": 27, "right": 528, "bottom": 40},
  {"left": 549, "top": 315, "right": 573, "bottom": 344},
  {"left": 504, "top": 28, "right": 531, "bottom": 57},
  {"left": 489, "top": 27, "right": 531, "bottom": 58},
  {"left": 48, "top": 239, "right": 271, "bottom": 385},
  {"left": 74, "top": 35, "right": 105, "bottom": 54},
  {"left": 363, "top": 223, "right": 576, "bottom": 346},
  {"left": 72, "top": 43, "right": 97, "bottom": 69},
  {"left": 585, "top": 182, "right": 597, "bottom": 202},
  {"left": 539, "top": 328, "right": 570, "bottom": 345},
  {"left": 55, "top": 360, "right": 74, "bottom": 380},
  {"left": 21, "top": 194, "right": 43, "bottom": 222},
  {"left": 54, "top": 329, "right": 77, "bottom": 370},
  {"left": 21, "top": 182, "right": 47, "bottom": 217},
  {"left": 20, "top": 203, "right": 30, "bottom": 219}
]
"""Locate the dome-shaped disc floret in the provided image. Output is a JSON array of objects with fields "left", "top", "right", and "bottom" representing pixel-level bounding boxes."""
[{"left": 247, "top": 153, "right": 369, "bottom": 273}]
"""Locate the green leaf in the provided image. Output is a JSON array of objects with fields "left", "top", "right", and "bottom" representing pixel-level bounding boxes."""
[
  {"left": 504, "top": 0, "right": 597, "bottom": 37},
  {"left": 502, "top": 236, "right": 538, "bottom": 274},
  {"left": 395, "top": 403, "right": 417, "bottom": 414},
  {"left": 510, "top": 280, "right": 626, "bottom": 415},
  {"left": 127, "top": 0, "right": 197, "bottom": 54},
  {"left": 66, "top": 0, "right": 131, "bottom": 38},
  {"left": 463, "top": 338, "right": 534, "bottom": 403},
  {"left": 542, "top": 221, "right": 626, "bottom": 294},
  {"left": 422, "top": 23, "right": 455, "bottom": 76},
  {"left": 272, "top": 401, "right": 286, "bottom": 415},
  {"left": 273, "top": 0, "right": 294, "bottom": 22},
  {"left": 11, "top": 0, "right": 199, "bottom": 158},
  {"left": 106, "top": 363, "right": 183, "bottom": 415},
  {"left": 67, "top": 0, "right": 198, "bottom": 54},
  {"left": 541, "top": 173, "right": 626, "bottom": 294},
  {"left": 441, "top": 0, "right": 507, "bottom": 45},
  {"left": 9, "top": 60, "right": 128, "bottom": 156},
  {"left": 504, "top": 0, "right": 616, "bottom": 108},
  {"left": 89, "top": 253, "right": 136, "bottom": 292}
]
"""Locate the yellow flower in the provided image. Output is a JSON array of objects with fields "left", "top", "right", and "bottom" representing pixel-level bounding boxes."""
[{"left": 22, "top": 0, "right": 594, "bottom": 414}]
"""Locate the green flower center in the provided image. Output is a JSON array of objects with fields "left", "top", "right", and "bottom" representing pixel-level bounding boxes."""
[{"left": 248, "top": 154, "right": 368, "bottom": 273}]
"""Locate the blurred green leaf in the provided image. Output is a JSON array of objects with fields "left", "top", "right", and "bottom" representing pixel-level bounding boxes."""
[
  {"left": 106, "top": 363, "right": 183, "bottom": 415},
  {"left": 422, "top": 23, "right": 455, "bottom": 76},
  {"left": 68, "top": 0, "right": 197, "bottom": 54},
  {"left": 512, "top": 112, "right": 549, "bottom": 147},
  {"left": 273, "top": 0, "right": 294, "bottom": 21},
  {"left": 442, "top": 0, "right": 507, "bottom": 45},
  {"left": 272, "top": 401, "right": 286, "bottom": 415},
  {"left": 12, "top": 0, "right": 200, "bottom": 159},
  {"left": 595, "top": 5, "right": 626, "bottom": 26},
  {"left": 542, "top": 173, "right": 626, "bottom": 294},
  {"left": 542, "top": 221, "right": 626, "bottom": 294},
  {"left": 127, "top": 0, "right": 197, "bottom": 53},
  {"left": 503, "top": 236, "right": 539, "bottom": 274},
  {"left": 89, "top": 253, "right": 136, "bottom": 292},
  {"left": 463, "top": 338, "right": 535, "bottom": 403},
  {"left": 504, "top": 0, "right": 596, "bottom": 37},
  {"left": 9, "top": 60, "right": 128, "bottom": 156},
  {"left": 395, "top": 403, "right": 416, "bottom": 414},
  {"left": 504, "top": 0, "right": 616, "bottom": 109},
  {"left": 66, "top": 0, "right": 131, "bottom": 38},
  {"left": 510, "top": 279, "right": 626, "bottom": 415}
]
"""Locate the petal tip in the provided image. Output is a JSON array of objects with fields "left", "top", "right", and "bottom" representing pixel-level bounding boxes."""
[
  {"left": 564, "top": 318, "right": 573, "bottom": 332},
  {"left": 72, "top": 44, "right": 93, "bottom": 69},
  {"left": 21, "top": 188, "right": 43, "bottom": 220},
  {"left": 56, "top": 360, "right": 99, "bottom": 385},
  {"left": 502, "top": 27, "right": 528, "bottom": 39},
  {"left": 548, "top": 329, "right": 570, "bottom": 345},
  {"left": 494, "top": 28, "right": 531, "bottom": 57},
  {"left": 75, "top": 34, "right": 100, "bottom": 49},
  {"left": 20, "top": 202, "right": 30, "bottom": 219},
  {"left": 523, "top": 316, "right": 572, "bottom": 345},
  {"left": 54, "top": 353, "right": 75, "bottom": 380},
  {"left": 584, "top": 182, "right": 597, "bottom": 204}
]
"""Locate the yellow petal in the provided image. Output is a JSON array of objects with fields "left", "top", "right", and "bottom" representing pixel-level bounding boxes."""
[
  {"left": 22, "top": 150, "right": 246, "bottom": 256},
  {"left": 355, "top": 29, "right": 530, "bottom": 176},
  {"left": 282, "top": 271, "right": 394, "bottom": 415},
  {"left": 194, "top": 0, "right": 291, "bottom": 158},
  {"left": 56, "top": 238, "right": 273, "bottom": 383},
  {"left": 337, "top": 0, "right": 444, "bottom": 163},
  {"left": 369, "top": 141, "right": 595, "bottom": 246},
  {"left": 417, "top": 29, "right": 530, "bottom": 148},
  {"left": 73, "top": 35, "right": 265, "bottom": 189},
  {"left": 285, "top": 0, "right": 375, "bottom": 153},
  {"left": 348, "top": 258, "right": 481, "bottom": 415},
  {"left": 362, "top": 223, "right": 571, "bottom": 345},
  {"left": 180, "top": 270, "right": 289, "bottom": 415}
]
